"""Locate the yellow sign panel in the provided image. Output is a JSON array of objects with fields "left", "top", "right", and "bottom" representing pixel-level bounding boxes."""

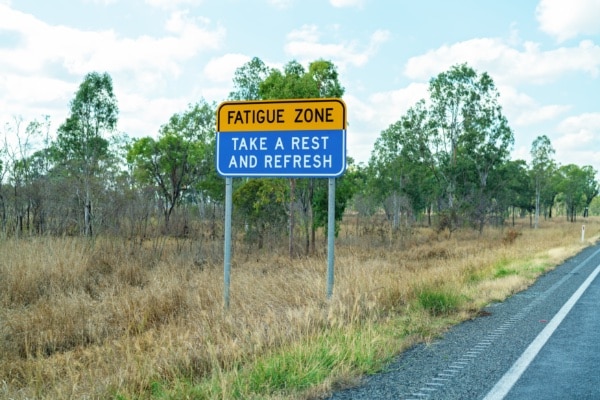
[{"left": 217, "top": 98, "right": 346, "bottom": 132}]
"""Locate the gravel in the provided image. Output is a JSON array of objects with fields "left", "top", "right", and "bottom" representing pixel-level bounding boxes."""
[{"left": 326, "top": 243, "right": 600, "bottom": 400}]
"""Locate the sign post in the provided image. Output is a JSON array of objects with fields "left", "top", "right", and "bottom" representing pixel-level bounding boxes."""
[{"left": 216, "top": 98, "right": 347, "bottom": 307}]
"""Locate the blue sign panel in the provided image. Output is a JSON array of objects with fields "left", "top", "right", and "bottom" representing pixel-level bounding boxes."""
[{"left": 216, "top": 129, "right": 346, "bottom": 177}]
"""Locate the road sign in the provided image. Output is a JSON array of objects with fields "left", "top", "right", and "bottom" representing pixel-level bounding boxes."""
[{"left": 216, "top": 98, "right": 346, "bottom": 177}]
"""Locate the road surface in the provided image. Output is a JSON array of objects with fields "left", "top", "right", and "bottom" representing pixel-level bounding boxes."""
[{"left": 328, "top": 242, "right": 600, "bottom": 400}]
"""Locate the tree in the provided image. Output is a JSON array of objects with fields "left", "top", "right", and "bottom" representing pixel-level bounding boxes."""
[
  {"left": 127, "top": 100, "right": 216, "bottom": 230},
  {"left": 232, "top": 178, "right": 288, "bottom": 249},
  {"left": 580, "top": 165, "right": 599, "bottom": 217},
  {"left": 4, "top": 117, "right": 48, "bottom": 236},
  {"left": 428, "top": 63, "right": 514, "bottom": 232},
  {"left": 496, "top": 159, "right": 533, "bottom": 226},
  {"left": 230, "top": 58, "right": 346, "bottom": 255},
  {"left": 530, "top": 135, "right": 556, "bottom": 228},
  {"left": 53, "top": 72, "right": 118, "bottom": 236},
  {"left": 368, "top": 101, "right": 437, "bottom": 231},
  {"left": 556, "top": 164, "right": 587, "bottom": 222},
  {"left": 313, "top": 158, "right": 361, "bottom": 237},
  {"left": 228, "top": 57, "right": 271, "bottom": 101},
  {"left": 369, "top": 64, "right": 514, "bottom": 234}
]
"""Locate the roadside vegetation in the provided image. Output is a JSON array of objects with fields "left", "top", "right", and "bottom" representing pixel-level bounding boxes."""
[
  {"left": 1, "top": 217, "right": 597, "bottom": 399},
  {"left": 2, "top": 57, "right": 600, "bottom": 399}
]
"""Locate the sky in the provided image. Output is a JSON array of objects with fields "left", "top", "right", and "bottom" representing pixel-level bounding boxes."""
[{"left": 1, "top": 0, "right": 599, "bottom": 172}]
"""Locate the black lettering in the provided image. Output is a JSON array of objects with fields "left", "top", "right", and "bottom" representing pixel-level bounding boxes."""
[
  {"left": 325, "top": 107, "right": 334, "bottom": 122},
  {"left": 315, "top": 107, "right": 324, "bottom": 122},
  {"left": 304, "top": 108, "right": 313, "bottom": 122},
  {"left": 294, "top": 108, "right": 303, "bottom": 123},
  {"left": 256, "top": 109, "right": 264, "bottom": 123},
  {"left": 234, "top": 111, "right": 243, "bottom": 124}
]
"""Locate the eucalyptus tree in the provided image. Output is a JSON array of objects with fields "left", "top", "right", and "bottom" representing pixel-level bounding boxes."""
[
  {"left": 530, "top": 135, "right": 556, "bottom": 228},
  {"left": 232, "top": 178, "right": 288, "bottom": 249},
  {"left": 3, "top": 116, "right": 51, "bottom": 236},
  {"left": 368, "top": 100, "right": 437, "bottom": 230},
  {"left": 228, "top": 57, "right": 271, "bottom": 101},
  {"left": 127, "top": 100, "right": 217, "bottom": 230},
  {"left": 580, "top": 165, "right": 599, "bottom": 217},
  {"left": 496, "top": 159, "right": 534, "bottom": 225},
  {"left": 556, "top": 164, "right": 587, "bottom": 222},
  {"left": 428, "top": 63, "right": 513, "bottom": 232},
  {"left": 369, "top": 64, "right": 513, "bottom": 233},
  {"left": 53, "top": 72, "right": 118, "bottom": 236}
]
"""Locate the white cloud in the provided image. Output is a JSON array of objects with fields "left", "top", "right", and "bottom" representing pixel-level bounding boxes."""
[
  {"left": 204, "top": 54, "right": 250, "bottom": 83},
  {"left": 115, "top": 91, "right": 190, "bottom": 137},
  {"left": 284, "top": 25, "right": 390, "bottom": 69},
  {"left": 404, "top": 37, "right": 600, "bottom": 85},
  {"left": 0, "top": 3, "right": 227, "bottom": 146},
  {"left": 367, "top": 83, "right": 428, "bottom": 127},
  {"left": 498, "top": 85, "right": 571, "bottom": 127},
  {"left": 555, "top": 113, "right": 600, "bottom": 149},
  {"left": 0, "top": 5, "right": 225, "bottom": 87},
  {"left": 536, "top": 0, "right": 600, "bottom": 42},
  {"left": 344, "top": 83, "right": 428, "bottom": 163}
]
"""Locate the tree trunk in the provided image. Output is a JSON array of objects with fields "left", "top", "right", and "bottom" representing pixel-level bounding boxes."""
[{"left": 84, "top": 199, "right": 92, "bottom": 237}]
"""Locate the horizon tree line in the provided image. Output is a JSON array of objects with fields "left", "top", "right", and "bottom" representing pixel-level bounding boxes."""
[{"left": 0, "top": 62, "right": 598, "bottom": 251}]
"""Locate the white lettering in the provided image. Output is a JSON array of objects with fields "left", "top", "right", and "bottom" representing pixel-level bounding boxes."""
[
  {"left": 231, "top": 137, "right": 268, "bottom": 151},
  {"left": 229, "top": 155, "right": 257, "bottom": 168},
  {"left": 290, "top": 136, "right": 329, "bottom": 150},
  {"left": 275, "top": 137, "right": 284, "bottom": 150}
]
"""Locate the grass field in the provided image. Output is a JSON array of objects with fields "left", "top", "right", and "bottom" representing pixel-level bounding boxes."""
[{"left": 1, "top": 217, "right": 597, "bottom": 399}]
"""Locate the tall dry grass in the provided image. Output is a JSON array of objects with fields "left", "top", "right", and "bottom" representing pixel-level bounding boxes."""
[{"left": 0, "top": 217, "right": 597, "bottom": 399}]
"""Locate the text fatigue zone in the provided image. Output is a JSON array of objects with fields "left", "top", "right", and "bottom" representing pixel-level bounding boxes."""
[{"left": 216, "top": 98, "right": 347, "bottom": 178}]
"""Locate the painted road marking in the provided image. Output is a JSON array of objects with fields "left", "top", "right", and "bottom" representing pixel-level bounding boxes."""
[{"left": 483, "top": 263, "right": 600, "bottom": 400}]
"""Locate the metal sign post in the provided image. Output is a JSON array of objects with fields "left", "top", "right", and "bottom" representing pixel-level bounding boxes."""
[
  {"left": 223, "top": 177, "right": 232, "bottom": 309},
  {"left": 216, "top": 98, "right": 347, "bottom": 308}
]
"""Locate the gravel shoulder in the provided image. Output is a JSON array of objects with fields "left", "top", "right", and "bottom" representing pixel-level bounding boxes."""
[{"left": 327, "top": 242, "right": 600, "bottom": 400}]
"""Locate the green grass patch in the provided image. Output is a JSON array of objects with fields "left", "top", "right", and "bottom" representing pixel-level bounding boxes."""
[
  {"left": 124, "top": 324, "right": 403, "bottom": 400},
  {"left": 417, "top": 288, "right": 462, "bottom": 316},
  {"left": 494, "top": 266, "right": 518, "bottom": 278}
]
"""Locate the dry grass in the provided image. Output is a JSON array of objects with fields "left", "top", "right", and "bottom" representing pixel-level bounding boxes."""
[{"left": 0, "top": 217, "right": 598, "bottom": 399}]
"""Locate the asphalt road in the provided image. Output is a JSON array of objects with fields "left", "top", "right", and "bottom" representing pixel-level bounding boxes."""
[{"left": 327, "top": 242, "right": 600, "bottom": 400}]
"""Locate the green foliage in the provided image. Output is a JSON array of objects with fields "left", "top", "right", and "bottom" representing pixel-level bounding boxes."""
[
  {"left": 53, "top": 72, "right": 117, "bottom": 173},
  {"left": 228, "top": 57, "right": 271, "bottom": 101},
  {"left": 555, "top": 163, "right": 594, "bottom": 221},
  {"left": 126, "top": 100, "right": 218, "bottom": 224},
  {"left": 368, "top": 100, "right": 437, "bottom": 223},
  {"left": 259, "top": 59, "right": 344, "bottom": 100},
  {"left": 368, "top": 63, "right": 515, "bottom": 232},
  {"left": 417, "top": 288, "right": 462, "bottom": 316},
  {"left": 233, "top": 178, "right": 288, "bottom": 248},
  {"left": 494, "top": 267, "right": 518, "bottom": 278},
  {"left": 312, "top": 162, "right": 361, "bottom": 236},
  {"left": 530, "top": 135, "right": 557, "bottom": 226}
]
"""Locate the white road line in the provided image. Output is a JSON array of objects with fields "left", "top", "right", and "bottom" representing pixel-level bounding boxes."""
[{"left": 483, "top": 263, "right": 600, "bottom": 400}]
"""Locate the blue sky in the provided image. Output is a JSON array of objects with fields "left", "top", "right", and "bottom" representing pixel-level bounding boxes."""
[{"left": 1, "top": 0, "right": 599, "bottom": 171}]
